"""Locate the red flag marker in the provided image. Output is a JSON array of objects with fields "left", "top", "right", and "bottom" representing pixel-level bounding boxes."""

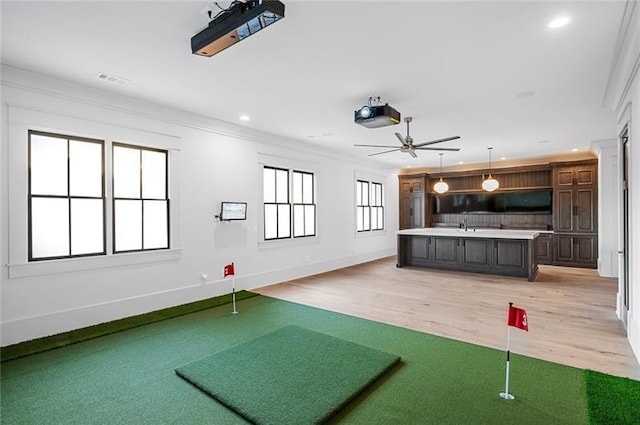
[
  {"left": 507, "top": 305, "right": 528, "bottom": 331},
  {"left": 223, "top": 263, "right": 235, "bottom": 278}
]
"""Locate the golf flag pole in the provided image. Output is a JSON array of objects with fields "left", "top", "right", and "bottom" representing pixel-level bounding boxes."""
[
  {"left": 500, "top": 313, "right": 514, "bottom": 401},
  {"left": 231, "top": 273, "right": 238, "bottom": 315},
  {"left": 223, "top": 263, "right": 238, "bottom": 315},
  {"left": 500, "top": 302, "right": 528, "bottom": 401}
]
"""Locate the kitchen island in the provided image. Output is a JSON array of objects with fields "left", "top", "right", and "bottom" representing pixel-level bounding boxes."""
[{"left": 397, "top": 228, "right": 541, "bottom": 281}]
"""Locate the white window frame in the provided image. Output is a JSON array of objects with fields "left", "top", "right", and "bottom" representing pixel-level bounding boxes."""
[
  {"left": 356, "top": 178, "right": 384, "bottom": 233},
  {"left": 112, "top": 142, "right": 170, "bottom": 253},
  {"left": 28, "top": 130, "right": 106, "bottom": 261},
  {"left": 6, "top": 105, "right": 181, "bottom": 279}
]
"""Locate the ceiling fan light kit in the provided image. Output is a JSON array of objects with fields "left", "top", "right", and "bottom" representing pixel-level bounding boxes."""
[{"left": 482, "top": 147, "right": 500, "bottom": 192}]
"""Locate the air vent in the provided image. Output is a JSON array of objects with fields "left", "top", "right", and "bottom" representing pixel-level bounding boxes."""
[{"left": 96, "top": 72, "right": 129, "bottom": 85}]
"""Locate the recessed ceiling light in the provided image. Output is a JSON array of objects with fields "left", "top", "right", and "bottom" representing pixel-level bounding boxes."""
[
  {"left": 500, "top": 157, "right": 507, "bottom": 160},
  {"left": 572, "top": 148, "right": 579, "bottom": 152},
  {"left": 515, "top": 91, "right": 536, "bottom": 99},
  {"left": 458, "top": 161, "right": 464, "bottom": 165},
  {"left": 548, "top": 16, "right": 570, "bottom": 29},
  {"left": 239, "top": 114, "right": 250, "bottom": 121}
]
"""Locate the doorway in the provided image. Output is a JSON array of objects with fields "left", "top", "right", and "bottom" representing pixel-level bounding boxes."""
[{"left": 621, "top": 126, "right": 630, "bottom": 327}]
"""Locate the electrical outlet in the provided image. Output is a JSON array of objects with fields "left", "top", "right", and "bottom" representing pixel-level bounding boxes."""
[{"left": 201, "top": 273, "right": 208, "bottom": 281}]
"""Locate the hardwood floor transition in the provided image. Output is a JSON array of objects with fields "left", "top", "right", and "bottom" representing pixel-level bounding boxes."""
[{"left": 253, "top": 256, "right": 640, "bottom": 380}]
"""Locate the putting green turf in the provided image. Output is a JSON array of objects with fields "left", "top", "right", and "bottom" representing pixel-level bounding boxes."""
[{"left": 0, "top": 294, "right": 634, "bottom": 424}]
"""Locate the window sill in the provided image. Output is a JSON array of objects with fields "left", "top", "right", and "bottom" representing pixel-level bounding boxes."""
[
  {"left": 7, "top": 248, "right": 182, "bottom": 279},
  {"left": 355, "top": 229, "right": 387, "bottom": 239},
  {"left": 258, "top": 235, "right": 319, "bottom": 250}
]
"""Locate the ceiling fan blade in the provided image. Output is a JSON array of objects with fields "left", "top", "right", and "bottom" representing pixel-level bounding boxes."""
[
  {"left": 414, "top": 147, "right": 461, "bottom": 151},
  {"left": 354, "top": 144, "right": 407, "bottom": 148},
  {"left": 394, "top": 133, "right": 406, "bottom": 145},
  {"left": 368, "top": 148, "right": 402, "bottom": 156},
  {"left": 407, "top": 149, "right": 418, "bottom": 158},
  {"left": 413, "top": 136, "right": 461, "bottom": 148}
]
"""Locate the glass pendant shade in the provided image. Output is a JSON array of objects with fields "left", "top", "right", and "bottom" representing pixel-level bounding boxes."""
[
  {"left": 482, "top": 147, "right": 499, "bottom": 192},
  {"left": 433, "top": 153, "right": 449, "bottom": 194},
  {"left": 434, "top": 178, "right": 449, "bottom": 194},
  {"left": 482, "top": 175, "right": 499, "bottom": 191}
]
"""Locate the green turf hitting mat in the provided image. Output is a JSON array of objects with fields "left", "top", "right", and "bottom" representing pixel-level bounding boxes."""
[{"left": 175, "top": 325, "right": 401, "bottom": 424}]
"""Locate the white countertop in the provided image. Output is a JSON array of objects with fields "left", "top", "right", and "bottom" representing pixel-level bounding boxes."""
[{"left": 397, "top": 228, "right": 542, "bottom": 240}]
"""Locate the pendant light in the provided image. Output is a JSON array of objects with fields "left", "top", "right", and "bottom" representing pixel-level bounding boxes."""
[
  {"left": 482, "top": 147, "right": 500, "bottom": 192},
  {"left": 433, "top": 153, "right": 449, "bottom": 194}
]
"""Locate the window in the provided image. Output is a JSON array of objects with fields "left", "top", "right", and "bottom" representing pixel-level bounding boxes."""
[
  {"left": 356, "top": 180, "right": 384, "bottom": 232},
  {"left": 356, "top": 180, "right": 370, "bottom": 231},
  {"left": 28, "top": 131, "right": 105, "bottom": 260},
  {"left": 263, "top": 166, "right": 316, "bottom": 240},
  {"left": 113, "top": 143, "right": 169, "bottom": 253}
]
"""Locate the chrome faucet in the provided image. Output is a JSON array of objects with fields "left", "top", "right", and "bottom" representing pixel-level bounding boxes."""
[{"left": 461, "top": 215, "right": 468, "bottom": 231}]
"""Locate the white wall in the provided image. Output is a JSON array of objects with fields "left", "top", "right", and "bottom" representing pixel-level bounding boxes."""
[
  {"left": 0, "top": 66, "right": 399, "bottom": 345},
  {"left": 592, "top": 139, "right": 618, "bottom": 278},
  {"left": 602, "top": 0, "right": 640, "bottom": 364}
]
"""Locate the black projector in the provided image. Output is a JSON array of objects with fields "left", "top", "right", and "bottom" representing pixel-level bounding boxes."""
[{"left": 354, "top": 104, "right": 401, "bottom": 128}]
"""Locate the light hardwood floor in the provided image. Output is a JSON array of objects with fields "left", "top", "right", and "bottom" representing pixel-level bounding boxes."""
[{"left": 253, "top": 256, "right": 640, "bottom": 380}]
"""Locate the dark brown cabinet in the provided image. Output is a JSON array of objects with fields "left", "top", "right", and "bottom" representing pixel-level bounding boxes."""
[
  {"left": 399, "top": 175, "right": 425, "bottom": 229},
  {"left": 554, "top": 234, "right": 598, "bottom": 267},
  {"left": 552, "top": 161, "right": 598, "bottom": 268},
  {"left": 398, "top": 159, "right": 598, "bottom": 269},
  {"left": 397, "top": 234, "right": 538, "bottom": 281},
  {"left": 536, "top": 233, "right": 553, "bottom": 265}
]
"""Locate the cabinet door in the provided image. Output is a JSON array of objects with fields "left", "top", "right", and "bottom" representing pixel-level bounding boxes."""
[
  {"left": 400, "top": 178, "right": 424, "bottom": 194},
  {"left": 430, "top": 237, "right": 459, "bottom": 266},
  {"left": 574, "top": 236, "right": 597, "bottom": 267},
  {"left": 574, "top": 166, "right": 596, "bottom": 186},
  {"left": 407, "top": 236, "right": 430, "bottom": 266},
  {"left": 400, "top": 194, "right": 424, "bottom": 229},
  {"left": 554, "top": 234, "right": 575, "bottom": 264},
  {"left": 537, "top": 234, "right": 553, "bottom": 265},
  {"left": 555, "top": 189, "right": 574, "bottom": 232},
  {"left": 555, "top": 168, "right": 575, "bottom": 187},
  {"left": 554, "top": 234, "right": 597, "bottom": 268},
  {"left": 495, "top": 240, "right": 527, "bottom": 272},
  {"left": 575, "top": 188, "right": 596, "bottom": 232},
  {"left": 460, "top": 238, "right": 492, "bottom": 270}
]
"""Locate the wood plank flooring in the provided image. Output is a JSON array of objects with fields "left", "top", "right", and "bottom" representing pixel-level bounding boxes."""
[{"left": 253, "top": 256, "right": 640, "bottom": 380}]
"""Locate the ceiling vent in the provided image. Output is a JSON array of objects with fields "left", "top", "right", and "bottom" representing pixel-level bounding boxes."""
[{"left": 96, "top": 72, "right": 129, "bottom": 85}]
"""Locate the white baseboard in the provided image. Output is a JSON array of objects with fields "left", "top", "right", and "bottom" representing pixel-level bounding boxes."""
[
  {"left": 628, "top": 310, "right": 640, "bottom": 366},
  {"left": 1, "top": 249, "right": 394, "bottom": 346}
]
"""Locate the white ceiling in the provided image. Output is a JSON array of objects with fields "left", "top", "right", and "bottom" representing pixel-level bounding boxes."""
[{"left": 0, "top": 1, "right": 625, "bottom": 170}]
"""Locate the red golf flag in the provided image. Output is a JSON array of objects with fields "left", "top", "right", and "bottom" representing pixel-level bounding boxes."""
[
  {"left": 223, "top": 263, "right": 235, "bottom": 278},
  {"left": 507, "top": 305, "right": 528, "bottom": 331}
]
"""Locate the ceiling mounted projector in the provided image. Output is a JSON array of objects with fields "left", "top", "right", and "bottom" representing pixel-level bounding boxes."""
[
  {"left": 191, "top": 0, "right": 285, "bottom": 57},
  {"left": 354, "top": 104, "right": 401, "bottom": 128}
]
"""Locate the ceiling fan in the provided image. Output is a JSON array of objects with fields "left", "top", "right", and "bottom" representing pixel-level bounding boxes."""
[{"left": 354, "top": 117, "right": 461, "bottom": 158}]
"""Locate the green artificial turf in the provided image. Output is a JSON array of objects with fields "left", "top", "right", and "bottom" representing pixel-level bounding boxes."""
[
  {"left": 585, "top": 369, "right": 640, "bottom": 425},
  {"left": 176, "top": 325, "right": 400, "bottom": 424},
  {"left": 1, "top": 294, "right": 637, "bottom": 424},
  {"left": 0, "top": 290, "right": 257, "bottom": 362}
]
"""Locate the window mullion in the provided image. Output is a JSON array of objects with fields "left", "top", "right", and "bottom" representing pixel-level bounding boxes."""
[{"left": 67, "top": 138, "right": 72, "bottom": 256}]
